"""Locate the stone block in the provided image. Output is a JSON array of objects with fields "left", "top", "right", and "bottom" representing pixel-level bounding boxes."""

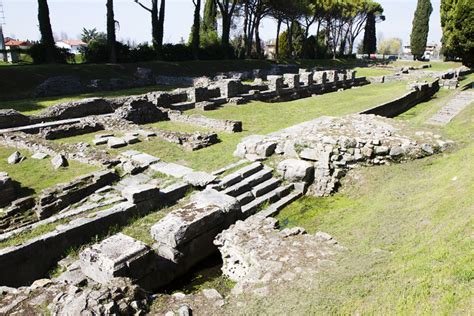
[
  {"left": 183, "top": 172, "right": 216, "bottom": 187},
  {"left": 7, "top": 151, "right": 24, "bottom": 165},
  {"left": 31, "top": 152, "right": 49, "bottom": 160},
  {"left": 123, "top": 135, "right": 140, "bottom": 145},
  {"left": 150, "top": 162, "right": 194, "bottom": 178},
  {"left": 122, "top": 184, "right": 160, "bottom": 203},
  {"left": 277, "top": 159, "right": 314, "bottom": 183},
  {"left": 107, "top": 137, "right": 127, "bottom": 149},
  {"left": 79, "top": 233, "right": 155, "bottom": 284},
  {"left": 283, "top": 74, "right": 300, "bottom": 89},
  {"left": 267, "top": 75, "right": 284, "bottom": 92},
  {"left": 219, "top": 79, "right": 242, "bottom": 98},
  {"left": 51, "top": 154, "right": 69, "bottom": 169},
  {"left": 151, "top": 189, "right": 241, "bottom": 250},
  {"left": 300, "top": 72, "right": 314, "bottom": 86}
]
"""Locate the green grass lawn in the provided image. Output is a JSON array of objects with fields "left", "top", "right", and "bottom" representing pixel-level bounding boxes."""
[
  {"left": 0, "top": 146, "right": 99, "bottom": 194},
  {"left": 354, "top": 66, "right": 394, "bottom": 77},
  {"left": 53, "top": 81, "right": 408, "bottom": 172},
  {"left": 0, "top": 85, "right": 175, "bottom": 115},
  {"left": 392, "top": 60, "right": 463, "bottom": 72},
  {"left": 253, "top": 90, "right": 474, "bottom": 314}
]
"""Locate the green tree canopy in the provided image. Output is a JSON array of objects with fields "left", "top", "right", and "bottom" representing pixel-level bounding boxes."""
[{"left": 410, "top": 0, "right": 433, "bottom": 60}]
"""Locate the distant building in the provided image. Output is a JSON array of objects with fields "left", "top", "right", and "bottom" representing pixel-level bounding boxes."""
[
  {"left": 5, "top": 39, "right": 31, "bottom": 50},
  {"left": 402, "top": 43, "right": 441, "bottom": 60},
  {"left": 56, "top": 40, "right": 87, "bottom": 54},
  {"left": 265, "top": 39, "right": 277, "bottom": 60},
  {"left": 4, "top": 38, "right": 32, "bottom": 63}
]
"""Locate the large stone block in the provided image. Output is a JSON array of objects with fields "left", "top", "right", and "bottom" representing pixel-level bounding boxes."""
[
  {"left": 150, "top": 189, "right": 241, "bottom": 264},
  {"left": 219, "top": 79, "right": 242, "bottom": 98},
  {"left": 267, "top": 75, "right": 284, "bottom": 92},
  {"left": 122, "top": 184, "right": 160, "bottom": 203},
  {"left": 277, "top": 159, "right": 314, "bottom": 183},
  {"left": 283, "top": 74, "right": 300, "bottom": 89},
  {"left": 79, "top": 233, "right": 156, "bottom": 284},
  {"left": 300, "top": 72, "right": 314, "bottom": 86}
]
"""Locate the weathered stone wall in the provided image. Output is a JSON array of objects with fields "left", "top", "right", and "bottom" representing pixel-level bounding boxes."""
[
  {"left": 35, "top": 98, "right": 116, "bottom": 122},
  {"left": 167, "top": 111, "right": 243, "bottom": 133},
  {"left": 40, "top": 121, "right": 104, "bottom": 140},
  {"left": 361, "top": 80, "right": 440, "bottom": 118},
  {"left": 0, "top": 181, "right": 190, "bottom": 287},
  {"left": 0, "top": 110, "right": 31, "bottom": 130},
  {"left": 0, "top": 173, "right": 16, "bottom": 208}
]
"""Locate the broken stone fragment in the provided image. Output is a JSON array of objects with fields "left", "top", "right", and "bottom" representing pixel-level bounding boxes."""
[
  {"left": 107, "top": 137, "right": 127, "bottom": 149},
  {"left": 123, "top": 135, "right": 140, "bottom": 145},
  {"left": 7, "top": 151, "right": 24, "bottom": 164},
  {"left": 183, "top": 171, "right": 216, "bottom": 187},
  {"left": 51, "top": 154, "right": 69, "bottom": 169},
  {"left": 389, "top": 146, "right": 404, "bottom": 158},
  {"left": 31, "top": 152, "right": 49, "bottom": 160}
]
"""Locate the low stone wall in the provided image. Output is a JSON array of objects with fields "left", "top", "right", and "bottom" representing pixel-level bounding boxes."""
[
  {"left": 0, "top": 110, "right": 31, "bottom": 130},
  {"left": 167, "top": 111, "right": 243, "bottom": 133},
  {"left": 361, "top": 80, "right": 440, "bottom": 118},
  {"left": 39, "top": 121, "right": 104, "bottom": 140},
  {"left": 0, "top": 181, "right": 191, "bottom": 287},
  {"left": 36, "top": 170, "right": 119, "bottom": 220},
  {"left": 35, "top": 98, "right": 116, "bottom": 122}
]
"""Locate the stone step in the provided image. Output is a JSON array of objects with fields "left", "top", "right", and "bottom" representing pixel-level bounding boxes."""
[
  {"left": 209, "top": 97, "right": 227, "bottom": 106},
  {"left": 218, "top": 162, "right": 263, "bottom": 189},
  {"left": 236, "top": 191, "right": 255, "bottom": 205},
  {"left": 171, "top": 101, "right": 196, "bottom": 111},
  {"left": 241, "top": 187, "right": 281, "bottom": 216},
  {"left": 259, "top": 191, "right": 304, "bottom": 218},
  {"left": 251, "top": 178, "right": 281, "bottom": 197},
  {"left": 222, "top": 167, "right": 273, "bottom": 197}
]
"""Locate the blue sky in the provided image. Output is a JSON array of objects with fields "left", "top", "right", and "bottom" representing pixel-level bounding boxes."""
[{"left": 2, "top": 0, "right": 442, "bottom": 47}]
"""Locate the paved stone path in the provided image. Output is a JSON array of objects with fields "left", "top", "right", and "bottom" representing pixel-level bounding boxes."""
[{"left": 427, "top": 91, "right": 474, "bottom": 125}]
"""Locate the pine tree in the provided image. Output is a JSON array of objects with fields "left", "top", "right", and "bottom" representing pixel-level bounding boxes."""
[
  {"left": 441, "top": 0, "right": 473, "bottom": 67},
  {"left": 410, "top": 0, "right": 432, "bottom": 60},
  {"left": 362, "top": 13, "right": 376, "bottom": 57}
]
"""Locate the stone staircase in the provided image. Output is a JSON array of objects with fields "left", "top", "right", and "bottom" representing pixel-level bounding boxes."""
[{"left": 214, "top": 162, "right": 303, "bottom": 217}]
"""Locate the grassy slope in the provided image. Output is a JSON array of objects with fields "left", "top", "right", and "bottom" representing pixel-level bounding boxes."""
[
  {"left": 0, "top": 146, "right": 99, "bottom": 194},
  {"left": 54, "top": 81, "right": 407, "bottom": 172},
  {"left": 248, "top": 89, "right": 474, "bottom": 313},
  {"left": 0, "top": 60, "right": 272, "bottom": 101},
  {"left": 0, "top": 85, "right": 175, "bottom": 115},
  {"left": 392, "top": 60, "right": 463, "bottom": 72}
]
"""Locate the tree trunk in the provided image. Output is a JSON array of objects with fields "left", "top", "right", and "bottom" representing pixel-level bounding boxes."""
[
  {"left": 192, "top": 0, "right": 201, "bottom": 60},
  {"left": 243, "top": 3, "right": 250, "bottom": 58},
  {"left": 222, "top": 14, "right": 231, "bottom": 58},
  {"left": 157, "top": 0, "right": 165, "bottom": 54},
  {"left": 151, "top": 0, "right": 159, "bottom": 51},
  {"left": 275, "top": 18, "right": 281, "bottom": 60},
  {"left": 255, "top": 16, "right": 262, "bottom": 58},
  {"left": 315, "top": 19, "right": 321, "bottom": 58},
  {"left": 37, "top": 0, "right": 58, "bottom": 63},
  {"left": 106, "top": 0, "right": 117, "bottom": 63}
]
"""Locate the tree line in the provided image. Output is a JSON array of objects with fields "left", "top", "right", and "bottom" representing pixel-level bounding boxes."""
[{"left": 34, "top": 0, "right": 471, "bottom": 66}]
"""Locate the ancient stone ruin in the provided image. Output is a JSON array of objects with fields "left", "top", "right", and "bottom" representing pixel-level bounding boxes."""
[{"left": 0, "top": 64, "right": 468, "bottom": 314}]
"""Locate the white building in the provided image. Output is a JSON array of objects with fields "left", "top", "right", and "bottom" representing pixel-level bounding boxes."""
[{"left": 56, "top": 39, "right": 87, "bottom": 54}]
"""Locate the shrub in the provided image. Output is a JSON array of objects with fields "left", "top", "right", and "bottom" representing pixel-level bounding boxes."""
[
  {"left": 27, "top": 43, "right": 72, "bottom": 64},
  {"left": 161, "top": 44, "right": 193, "bottom": 61}
]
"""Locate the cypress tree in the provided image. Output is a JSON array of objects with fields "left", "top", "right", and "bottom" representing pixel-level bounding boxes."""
[
  {"left": 410, "top": 0, "right": 433, "bottom": 60},
  {"left": 203, "top": 0, "right": 217, "bottom": 33},
  {"left": 37, "top": 0, "right": 59, "bottom": 63},
  {"left": 362, "top": 13, "right": 376, "bottom": 57}
]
